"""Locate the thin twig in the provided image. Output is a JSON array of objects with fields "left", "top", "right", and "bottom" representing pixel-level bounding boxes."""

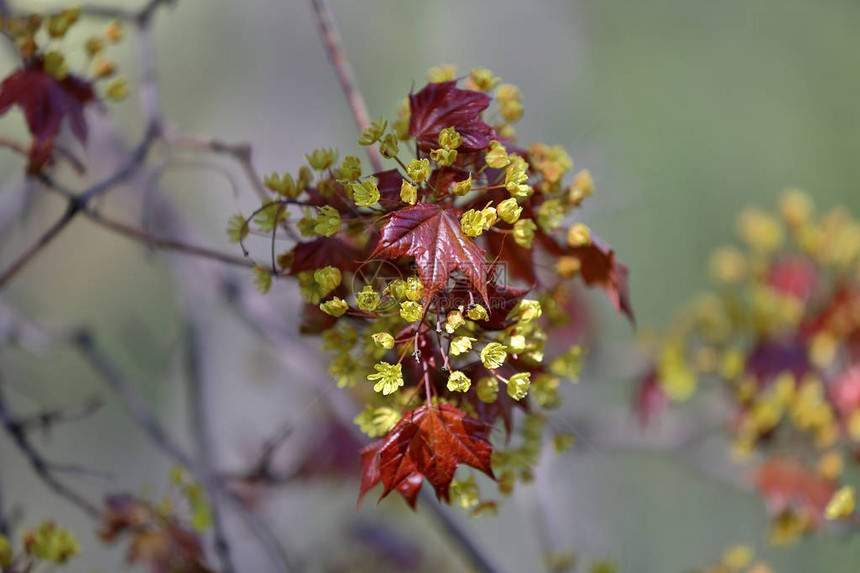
[
  {"left": 82, "top": 208, "right": 254, "bottom": 269},
  {"left": 0, "top": 375, "right": 101, "bottom": 518},
  {"left": 308, "top": 0, "right": 383, "bottom": 172},
  {"left": 14, "top": 396, "right": 102, "bottom": 433},
  {"left": 0, "top": 201, "right": 79, "bottom": 289},
  {"left": 0, "top": 122, "right": 160, "bottom": 290},
  {"left": 71, "top": 330, "right": 299, "bottom": 573},
  {"left": 185, "top": 321, "right": 236, "bottom": 573},
  {"left": 0, "top": 470, "right": 8, "bottom": 537}
]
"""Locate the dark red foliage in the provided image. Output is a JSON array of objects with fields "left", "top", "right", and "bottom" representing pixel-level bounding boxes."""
[
  {"left": 294, "top": 420, "right": 363, "bottom": 480},
  {"left": 0, "top": 59, "right": 96, "bottom": 173},
  {"left": 99, "top": 495, "right": 213, "bottom": 573},
  {"left": 289, "top": 236, "right": 364, "bottom": 274},
  {"left": 767, "top": 256, "right": 818, "bottom": 302},
  {"left": 370, "top": 203, "right": 489, "bottom": 302},
  {"left": 408, "top": 81, "right": 497, "bottom": 152},
  {"left": 745, "top": 338, "right": 810, "bottom": 387},
  {"left": 564, "top": 238, "right": 634, "bottom": 324},
  {"left": 634, "top": 369, "right": 668, "bottom": 428},
  {"left": 359, "top": 404, "right": 495, "bottom": 507},
  {"left": 374, "top": 169, "right": 411, "bottom": 209}
]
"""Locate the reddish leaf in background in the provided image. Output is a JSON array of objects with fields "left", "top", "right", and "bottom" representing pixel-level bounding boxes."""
[
  {"left": 563, "top": 236, "right": 634, "bottom": 324},
  {"left": 408, "top": 80, "right": 497, "bottom": 152},
  {"left": 0, "top": 60, "right": 95, "bottom": 173},
  {"left": 288, "top": 236, "right": 363, "bottom": 274},
  {"left": 370, "top": 203, "right": 489, "bottom": 302},
  {"left": 753, "top": 457, "right": 836, "bottom": 525},
  {"left": 359, "top": 404, "right": 494, "bottom": 507},
  {"left": 634, "top": 368, "right": 668, "bottom": 428}
]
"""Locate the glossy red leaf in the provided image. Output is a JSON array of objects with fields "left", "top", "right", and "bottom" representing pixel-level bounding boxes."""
[
  {"left": 359, "top": 404, "right": 494, "bottom": 506},
  {"left": 288, "top": 236, "right": 363, "bottom": 274},
  {"left": 0, "top": 60, "right": 95, "bottom": 172},
  {"left": 408, "top": 81, "right": 497, "bottom": 152},
  {"left": 565, "top": 237, "right": 635, "bottom": 324},
  {"left": 370, "top": 203, "right": 489, "bottom": 302}
]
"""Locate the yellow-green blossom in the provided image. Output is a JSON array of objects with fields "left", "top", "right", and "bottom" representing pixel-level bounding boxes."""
[
  {"left": 356, "top": 285, "right": 381, "bottom": 311},
  {"left": 371, "top": 332, "right": 395, "bottom": 349},
  {"left": 447, "top": 371, "right": 472, "bottom": 393},
  {"left": 445, "top": 310, "right": 466, "bottom": 333},
  {"left": 517, "top": 299, "right": 542, "bottom": 322},
  {"left": 477, "top": 377, "right": 499, "bottom": 403},
  {"left": 506, "top": 372, "right": 531, "bottom": 400},
  {"left": 314, "top": 206, "right": 341, "bottom": 237},
  {"left": 486, "top": 140, "right": 510, "bottom": 169},
  {"left": 320, "top": 297, "right": 348, "bottom": 317},
  {"left": 400, "top": 301, "right": 423, "bottom": 322},
  {"left": 405, "top": 276, "right": 425, "bottom": 301},
  {"left": 313, "top": 266, "right": 342, "bottom": 293},
  {"left": 401, "top": 180, "right": 418, "bottom": 205},
  {"left": 453, "top": 174, "right": 473, "bottom": 196},
  {"left": 407, "top": 158, "right": 430, "bottom": 183},
  {"left": 513, "top": 218, "right": 537, "bottom": 248},
  {"left": 567, "top": 223, "right": 591, "bottom": 247},
  {"left": 450, "top": 336, "right": 477, "bottom": 356},
  {"left": 368, "top": 362, "right": 404, "bottom": 395},
  {"left": 826, "top": 486, "right": 856, "bottom": 520},
  {"left": 351, "top": 177, "right": 380, "bottom": 207},
  {"left": 467, "top": 304, "right": 489, "bottom": 321},
  {"left": 461, "top": 209, "right": 486, "bottom": 237},
  {"left": 497, "top": 197, "right": 522, "bottom": 224},
  {"left": 481, "top": 342, "right": 508, "bottom": 369}
]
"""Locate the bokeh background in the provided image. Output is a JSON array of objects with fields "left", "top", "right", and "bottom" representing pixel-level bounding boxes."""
[{"left": 2, "top": 0, "right": 860, "bottom": 571}]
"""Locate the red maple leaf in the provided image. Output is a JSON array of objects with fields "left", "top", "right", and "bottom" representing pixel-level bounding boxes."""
[
  {"left": 0, "top": 59, "right": 96, "bottom": 173},
  {"left": 288, "top": 236, "right": 363, "bottom": 274},
  {"left": 753, "top": 457, "right": 836, "bottom": 526},
  {"left": 359, "top": 404, "right": 495, "bottom": 507},
  {"left": 370, "top": 203, "right": 489, "bottom": 302},
  {"left": 559, "top": 236, "right": 634, "bottom": 324},
  {"left": 408, "top": 81, "right": 497, "bottom": 152}
]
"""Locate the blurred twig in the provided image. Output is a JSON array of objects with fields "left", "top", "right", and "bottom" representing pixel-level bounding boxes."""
[
  {"left": 308, "top": 0, "right": 383, "bottom": 172},
  {"left": 185, "top": 321, "right": 237, "bottom": 573},
  {"left": 0, "top": 374, "right": 101, "bottom": 519}
]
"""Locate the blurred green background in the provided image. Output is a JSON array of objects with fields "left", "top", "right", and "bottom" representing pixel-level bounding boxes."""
[{"left": 2, "top": 0, "right": 860, "bottom": 571}]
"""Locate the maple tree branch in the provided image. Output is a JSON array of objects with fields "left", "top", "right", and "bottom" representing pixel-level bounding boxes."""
[
  {"left": 185, "top": 321, "right": 237, "bottom": 573},
  {"left": 0, "top": 201, "right": 79, "bottom": 290},
  {"left": 82, "top": 208, "right": 254, "bottom": 269},
  {"left": 0, "top": 375, "right": 101, "bottom": 519},
  {"left": 70, "top": 329, "right": 300, "bottom": 573},
  {"left": 308, "top": 0, "right": 383, "bottom": 172}
]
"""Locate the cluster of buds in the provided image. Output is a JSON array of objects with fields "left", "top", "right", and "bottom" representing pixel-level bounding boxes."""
[
  {"left": 232, "top": 66, "right": 631, "bottom": 507},
  {"left": 638, "top": 189, "right": 860, "bottom": 543},
  {"left": 0, "top": 521, "right": 81, "bottom": 570},
  {"left": 1, "top": 10, "right": 128, "bottom": 100},
  {"left": 0, "top": 10, "right": 129, "bottom": 172}
]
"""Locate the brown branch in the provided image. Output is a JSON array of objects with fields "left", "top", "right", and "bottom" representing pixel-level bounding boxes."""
[
  {"left": 82, "top": 208, "right": 254, "bottom": 269},
  {"left": 0, "top": 122, "right": 160, "bottom": 291},
  {"left": 0, "top": 201, "right": 79, "bottom": 290},
  {"left": 308, "top": 0, "right": 383, "bottom": 172},
  {"left": 0, "top": 376, "right": 101, "bottom": 519},
  {"left": 70, "top": 330, "right": 300, "bottom": 573},
  {"left": 185, "top": 321, "right": 236, "bottom": 573},
  {"left": 164, "top": 129, "right": 270, "bottom": 204},
  {"left": 13, "top": 396, "right": 102, "bottom": 433}
]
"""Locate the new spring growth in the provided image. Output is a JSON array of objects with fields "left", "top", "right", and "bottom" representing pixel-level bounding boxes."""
[
  {"left": 379, "top": 133, "right": 399, "bottom": 158},
  {"left": 453, "top": 174, "right": 473, "bottom": 196},
  {"left": 351, "top": 177, "right": 380, "bottom": 207},
  {"left": 357, "top": 285, "right": 381, "bottom": 311},
  {"left": 314, "top": 266, "right": 342, "bottom": 293},
  {"left": 372, "top": 332, "right": 395, "bottom": 349},
  {"left": 486, "top": 141, "right": 510, "bottom": 169},
  {"left": 305, "top": 148, "right": 338, "bottom": 171},
  {"left": 314, "top": 206, "right": 341, "bottom": 237},
  {"left": 445, "top": 310, "right": 466, "bottom": 333},
  {"left": 406, "top": 158, "right": 430, "bottom": 183},
  {"left": 825, "top": 486, "right": 856, "bottom": 520},
  {"left": 400, "top": 301, "right": 423, "bottom": 322},
  {"left": 481, "top": 342, "right": 508, "bottom": 369},
  {"left": 513, "top": 218, "right": 537, "bottom": 248},
  {"left": 497, "top": 197, "right": 522, "bottom": 224},
  {"left": 567, "top": 223, "right": 591, "bottom": 247},
  {"left": 467, "top": 304, "right": 489, "bottom": 321},
  {"left": 368, "top": 362, "right": 404, "bottom": 395},
  {"left": 506, "top": 372, "right": 531, "bottom": 400},
  {"left": 23, "top": 522, "right": 81, "bottom": 564},
  {"left": 448, "top": 371, "right": 471, "bottom": 392},
  {"left": 359, "top": 118, "right": 388, "bottom": 145},
  {"left": 320, "top": 297, "right": 348, "bottom": 317},
  {"left": 450, "top": 336, "right": 476, "bottom": 356},
  {"left": 401, "top": 180, "right": 417, "bottom": 204}
]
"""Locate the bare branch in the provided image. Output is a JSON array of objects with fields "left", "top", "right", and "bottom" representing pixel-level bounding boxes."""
[
  {"left": 185, "top": 322, "right": 236, "bottom": 573},
  {"left": 13, "top": 396, "right": 102, "bottom": 434},
  {"left": 0, "top": 201, "right": 79, "bottom": 290},
  {"left": 308, "top": 0, "right": 383, "bottom": 172},
  {"left": 0, "top": 376, "right": 101, "bottom": 519}
]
